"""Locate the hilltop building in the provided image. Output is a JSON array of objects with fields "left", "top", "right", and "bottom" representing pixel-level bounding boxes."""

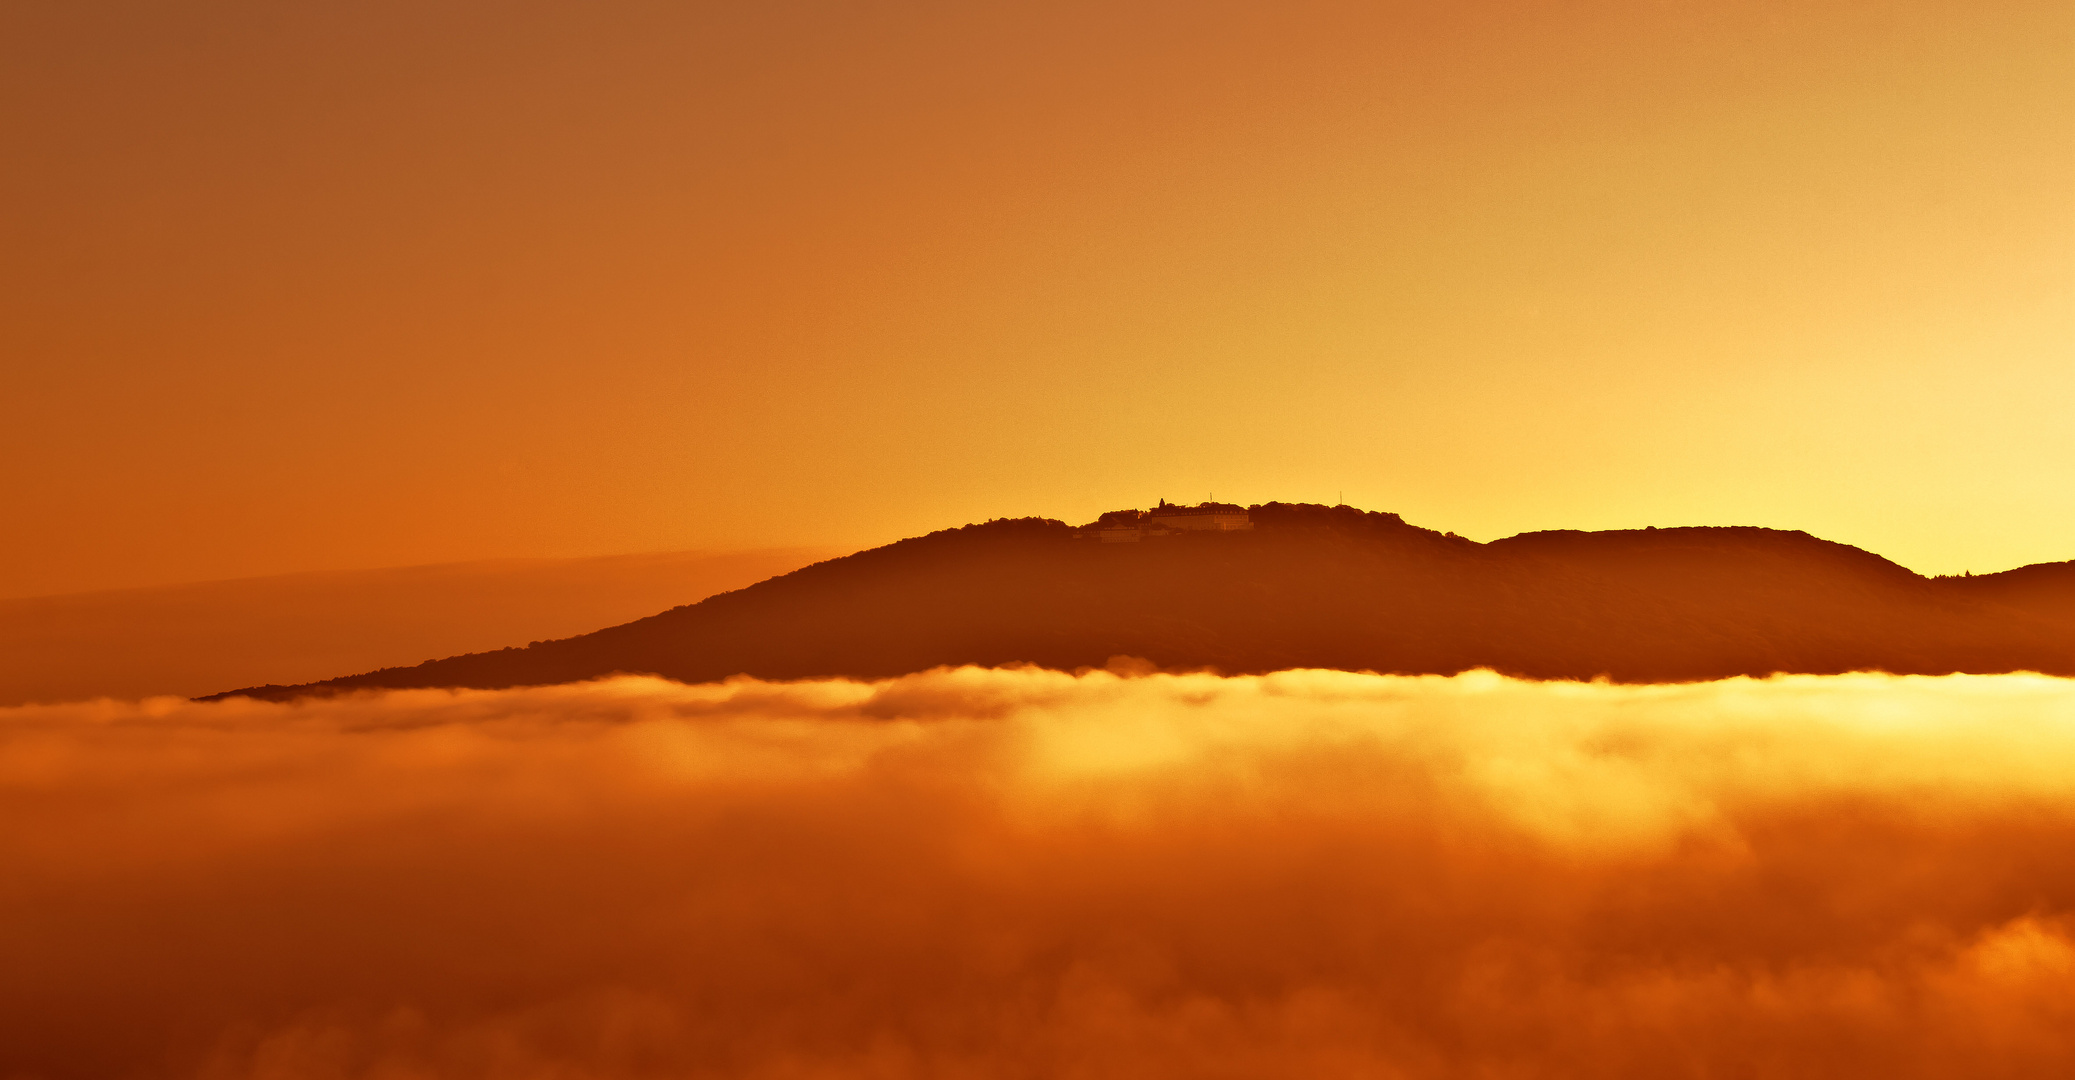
[
  {"left": 1146, "top": 501, "right": 1252, "bottom": 532},
  {"left": 1093, "top": 501, "right": 1252, "bottom": 542}
]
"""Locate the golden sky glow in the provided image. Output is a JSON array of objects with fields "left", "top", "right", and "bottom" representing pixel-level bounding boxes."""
[{"left": 3, "top": 0, "right": 2070, "bottom": 595}]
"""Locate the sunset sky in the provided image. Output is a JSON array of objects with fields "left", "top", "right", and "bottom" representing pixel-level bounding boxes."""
[
  {"left": 4, "top": 0, "right": 2070, "bottom": 597},
  {"left": 5, "top": 7, "right": 2075, "bottom": 1069}
]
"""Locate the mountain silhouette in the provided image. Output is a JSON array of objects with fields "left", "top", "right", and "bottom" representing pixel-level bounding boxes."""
[{"left": 208, "top": 504, "right": 2075, "bottom": 700}]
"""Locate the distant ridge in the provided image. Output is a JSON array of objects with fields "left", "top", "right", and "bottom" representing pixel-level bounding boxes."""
[
  {"left": 207, "top": 503, "right": 2075, "bottom": 700},
  {"left": 1, "top": 548, "right": 838, "bottom": 706}
]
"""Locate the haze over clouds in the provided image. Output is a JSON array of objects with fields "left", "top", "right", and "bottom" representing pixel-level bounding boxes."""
[
  {"left": 6, "top": 668, "right": 2072, "bottom": 1077},
  {"left": 0, "top": 548, "right": 834, "bottom": 706}
]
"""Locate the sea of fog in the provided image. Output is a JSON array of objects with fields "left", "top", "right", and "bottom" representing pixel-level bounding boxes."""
[{"left": 4, "top": 668, "right": 2073, "bottom": 1078}]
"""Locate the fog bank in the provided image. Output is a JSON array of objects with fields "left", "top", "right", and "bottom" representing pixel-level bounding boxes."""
[{"left": 4, "top": 668, "right": 2073, "bottom": 1077}]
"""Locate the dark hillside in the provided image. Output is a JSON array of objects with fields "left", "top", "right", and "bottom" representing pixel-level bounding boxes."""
[
  {"left": 210, "top": 507, "right": 2075, "bottom": 700},
  {"left": 1940, "top": 561, "right": 2075, "bottom": 622}
]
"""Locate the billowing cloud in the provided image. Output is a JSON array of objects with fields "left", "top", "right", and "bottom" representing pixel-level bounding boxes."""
[{"left": 4, "top": 668, "right": 2074, "bottom": 1077}]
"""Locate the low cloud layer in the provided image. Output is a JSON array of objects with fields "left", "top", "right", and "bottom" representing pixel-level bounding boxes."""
[{"left": 5, "top": 668, "right": 2074, "bottom": 1078}]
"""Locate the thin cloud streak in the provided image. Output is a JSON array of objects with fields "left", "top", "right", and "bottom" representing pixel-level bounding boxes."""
[{"left": 4, "top": 668, "right": 2074, "bottom": 1077}]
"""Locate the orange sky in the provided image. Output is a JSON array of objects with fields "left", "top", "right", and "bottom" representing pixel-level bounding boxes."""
[{"left": 3, "top": 0, "right": 2069, "bottom": 597}]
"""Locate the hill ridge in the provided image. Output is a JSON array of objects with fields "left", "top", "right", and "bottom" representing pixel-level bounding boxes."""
[{"left": 206, "top": 505, "right": 2075, "bottom": 700}]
